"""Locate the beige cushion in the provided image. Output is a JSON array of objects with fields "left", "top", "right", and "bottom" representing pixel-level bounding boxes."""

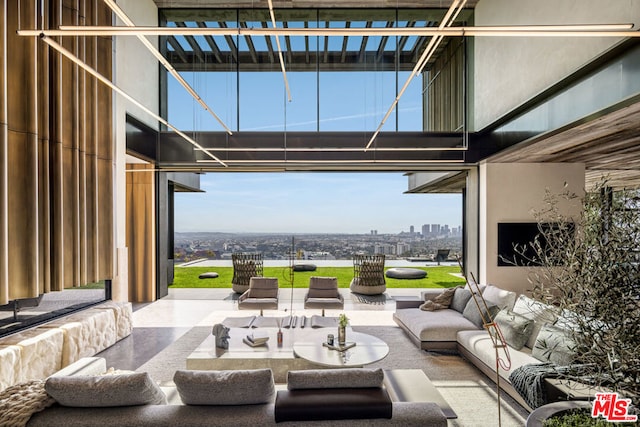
[
  {"left": 248, "top": 277, "right": 278, "bottom": 298},
  {"left": 481, "top": 285, "right": 517, "bottom": 310},
  {"left": 45, "top": 372, "right": 167, "bottom": 407},
  {"left": 287, "top": 368, "right": 384, "bottom": 390},
  {"left": 174, "top": 369, "right": 275, "bottom": 406},
  {"left": 493, "top": 309, "right": 534, "bottom": 350},
  {"left": 512, "top": 295, "right": 558, "bottom": 348},
  {"left": 307, "top": 277, "right": 339, "bottom": 298},
  {"left": 419, "top": 287, "right": 457, "bottom": 311},
  {"left": 531, "top": 324, "right": 576, "bottom": 366},
  {"left": 462, "top": 298, "right": 499, "bottom": 329}
]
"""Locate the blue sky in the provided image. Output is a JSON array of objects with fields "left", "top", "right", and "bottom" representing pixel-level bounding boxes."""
[{"left": 175, "top": 172, "right": 461, "bottom": 234}]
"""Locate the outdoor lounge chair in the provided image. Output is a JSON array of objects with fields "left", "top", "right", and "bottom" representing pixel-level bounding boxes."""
[
  {"left": 238, "top": 277, "right": 279, "bottom": 315},
  {"left": 304, "top": 276, "right": 344, "bottom": 316},
  {"left": 349, "top": 254, "right": 386, "bottom": 295},
  {"left": 232, "top": 252, "right": 263, "bottom": 293}
]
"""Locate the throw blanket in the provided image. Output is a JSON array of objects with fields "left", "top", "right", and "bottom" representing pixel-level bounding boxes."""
[
  {"left": 0, "top": 379, "right": 55, "bottom": 427},
  {"left": 508, "top": 362, "right": 561, "bottom": 409}
]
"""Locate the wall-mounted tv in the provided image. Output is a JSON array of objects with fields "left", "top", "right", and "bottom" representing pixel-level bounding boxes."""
[{"left": 497, "top": 222, "right": 573, "bottom": 266}]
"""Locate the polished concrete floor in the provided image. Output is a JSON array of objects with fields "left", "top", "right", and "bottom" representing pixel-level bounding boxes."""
[{"left": 98, "top": 287, "right": 423, "bottom": 370}]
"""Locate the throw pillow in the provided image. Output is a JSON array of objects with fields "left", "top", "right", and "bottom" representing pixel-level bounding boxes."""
[
  {"left": 450, "top": 287, "right": 473, "bottom": 313},
  {"left": 287, "top": 368, "right": 384, "bottom": 390},
  {"left": 419, "top": 286, "right": 457, "bottom": 311},
  {"left": 492, "top": 309, "right": 534, "bottom": 350},
  {"left": 512, "top": 294, "right": 559, "bottom": 349},
  {"left": 173, "top": 369, "right": 275, "bottom": 405},
  {"left": 45, "top": 372, "right": 167, "bottom": 407},
  {"left": 481, "top": 285, "right": 517, "bottom": 310},
  {"left": 531, "top": 324, "right": 576, "bottom": 366},
  {"left": 462, "top": 297, "right": 499, "bottom": 329}
]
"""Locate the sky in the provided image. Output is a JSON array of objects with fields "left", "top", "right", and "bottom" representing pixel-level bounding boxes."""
[{"left": 175, "top": 172, "right": 461, "bottom": 234}]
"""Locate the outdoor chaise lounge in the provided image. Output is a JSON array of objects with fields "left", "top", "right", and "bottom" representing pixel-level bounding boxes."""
[
  {"left": 304, "top": 276, "right": 344, "bottom": 315},
  {"left": 238, "top": 277, "right": 279, "bottom": 315}
]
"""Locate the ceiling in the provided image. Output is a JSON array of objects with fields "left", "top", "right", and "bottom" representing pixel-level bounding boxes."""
[
  {"left": 159, "top": 7, "right": 474, "bottom": 72},
  {"left": 486, "top": 96, "right": 640, "bottom": 190}
]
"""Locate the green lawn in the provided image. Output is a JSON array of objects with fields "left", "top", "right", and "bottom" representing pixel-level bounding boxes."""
[{"left": 170, "top": 266, "right": 465, "bottom": 289}]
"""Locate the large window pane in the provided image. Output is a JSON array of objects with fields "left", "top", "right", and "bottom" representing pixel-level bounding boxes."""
[
  {"left": 167, "top": 71, "right": 238, "bottom": 132},
  {"left": 319, "top": 71, "right": 396, "bottom": 131}
]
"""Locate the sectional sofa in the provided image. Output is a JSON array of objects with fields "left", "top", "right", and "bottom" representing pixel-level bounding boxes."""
[
  {"left": 393, "top": 284, "right": 576, "bottom": 411},
  {"left": 24, "top": 357, "right": 447, "bottom": 427}
]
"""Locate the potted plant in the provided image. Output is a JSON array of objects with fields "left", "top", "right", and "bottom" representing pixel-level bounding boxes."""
[
  {"left": 516, "top": 180, "right": 640, "bottom": 421},
  {"left": 338, "top": 313, "right": 349, "bottom": 346}
]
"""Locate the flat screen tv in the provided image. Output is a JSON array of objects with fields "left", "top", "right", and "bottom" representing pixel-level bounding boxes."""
[{"left": 497, "top": 222, "right": 573, "bottom": 266}]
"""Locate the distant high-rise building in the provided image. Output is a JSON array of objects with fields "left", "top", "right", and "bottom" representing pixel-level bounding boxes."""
[
  {"left": 375, "top": 243, "right": 395, "bottom": 255},
  {"left": 409, "top": 225, "right": 414, "bottom": 235},
  {"left": 432, "top": 224, "right": 441, "bottom": 235},
  {"left": 397, "top": 242, "right": 410, "bottom": 255},
  {"left": 444, "top": 225, "right": 450, "bottom": 235},
  {"left": 422, "top": 224, "right": 430, "bottom": 237}
]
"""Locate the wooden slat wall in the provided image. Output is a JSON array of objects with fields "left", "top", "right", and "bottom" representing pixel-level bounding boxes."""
[
  {"left": 426, "top": 38, "right": 465, "bottom": 132},
  {"left": 0, "top": 0, "right": 113, "bottom": 304}
]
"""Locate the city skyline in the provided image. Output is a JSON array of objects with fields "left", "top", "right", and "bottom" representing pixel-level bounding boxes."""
[{"left": 175, "top": 172, "right": 461, "bottom": 234}]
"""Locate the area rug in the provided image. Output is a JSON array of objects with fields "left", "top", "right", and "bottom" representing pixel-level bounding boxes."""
[{"left": 136, "top": 324, "right": 527, "bottom": 426}]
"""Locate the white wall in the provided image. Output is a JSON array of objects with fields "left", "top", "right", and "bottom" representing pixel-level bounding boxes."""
[
  {"left": 474, "top": 0, "right": 640, "bottom": 130},
  {"left": 112, "top": 0, "right": 159, "bottom": 301},
  {"left": 479, "top": 162, "right": 585, "bottom": 295}
]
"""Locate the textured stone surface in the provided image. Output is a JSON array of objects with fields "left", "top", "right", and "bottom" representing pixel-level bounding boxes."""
[
  {"left": 0, "top": 345, "right": 23, "bottom": 391},
  {"left": 2, "top": 328, "right": 64, "bottom": 381},
  {"left": 93, "top": 302, "right": 134, "bottom": 340}
]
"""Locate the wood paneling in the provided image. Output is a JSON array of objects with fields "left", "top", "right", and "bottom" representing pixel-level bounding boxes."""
[
  {"left": 126, "top": 164, "right": 156, "bottom": 302},
  {"left": 0, "top": 0, "right": 113, "bottom": 304},
  {"left": 488, "top": 99, "right": 640, "bottom": 190}
]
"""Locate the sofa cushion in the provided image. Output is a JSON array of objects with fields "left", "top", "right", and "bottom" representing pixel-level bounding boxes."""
[
  {"left": 512, "top": 295, "right": 558, "bottom": 349},
  {"left": 287, "top": 368, "right": 383, "bottom": 390},
  {"left": 481, "top": 285, "right": 517, "bottom": 310},
  {"left": 457, "top": 330, "right": 540, "bottom": 382},
  {"left": 531, "top": 324, "right": 576, "bottom": 366},
  {"left": 394, "top": 308, "right": 478, "bottom": 342},
  {"left": 173, "top": 369, "right": 275, "bottom": 406},
  {"left": 450, "top": 288, "right": 473, "bottom": 313},
  {"left": 493, "top": 309, "right": 534, "bottom": 351},
  {"left": 462, "top": 299, "right": 499, "bottom": 329},
  {"left": 45, "top": 372, "right": 167, "bottom": 407},
  {"left": 419, "top": 287, "right": 457, "bottom": 311}
]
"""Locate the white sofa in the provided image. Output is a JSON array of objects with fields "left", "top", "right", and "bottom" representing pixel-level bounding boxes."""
[
  {"left": 394, "top": 285, "right": 562, "bottom": 411},
  {"left": 25, "top": 358, "right": 448, "bottom": 427}
]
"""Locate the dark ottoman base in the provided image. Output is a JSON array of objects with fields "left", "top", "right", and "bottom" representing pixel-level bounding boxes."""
[
  {"left": 198, "top": 272, "right": 219, "bottom": 279},
  {"left": 385, "top": 268, "right": 427, "bottom": 279},
  {"left": 293, "top": 264, "right": 317, "bottom": 272}
]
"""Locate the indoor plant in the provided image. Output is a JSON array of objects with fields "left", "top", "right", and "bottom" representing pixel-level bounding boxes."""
[
  {"left": 338, "top": 313, "right": 349, "bottom": 345},
  {"left": 515, "top": 180, "right": 640, "bottom": 411}
]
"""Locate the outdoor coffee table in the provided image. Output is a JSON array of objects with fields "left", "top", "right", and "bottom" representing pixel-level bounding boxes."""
[{"left": 292, "top": 328, "right": 389, "bottom": 367}]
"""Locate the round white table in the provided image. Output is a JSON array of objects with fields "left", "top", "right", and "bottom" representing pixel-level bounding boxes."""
[{"left": 292, "top": 329, "right": 389, "bottom": 367}]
